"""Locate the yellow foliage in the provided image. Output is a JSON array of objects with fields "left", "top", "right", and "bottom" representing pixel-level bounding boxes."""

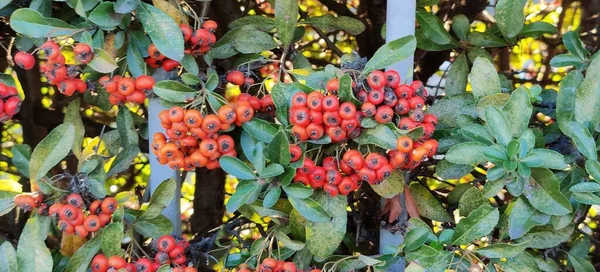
[
  {"left": 152, "top": 0, "right": 188, "bottom": 25},
  {"left": 0, "top": 179, "right": 22, "bottom": 193},
  {"left": 60, "top": 233, "right": 87, "bottom": 256}
]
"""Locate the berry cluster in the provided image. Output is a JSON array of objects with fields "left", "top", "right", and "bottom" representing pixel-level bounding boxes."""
[
  {"left": 236, "top": 93, "right": 274, "bottom": 113},
  {"left": 90, "top": 235, "right": 197, "bottom": 272},
  {"left": 99, "top": 75, "right": 155, "bottom": 105},
  {"left": 34, "top": 41, "right": 94, "bottom": 96},
  {"left": 0, "top": 83, "right": 22, "bottom": 122},
  {"left": 145, "top": 21, "right": 218, "bottom": 70},
  {"left": 152, "top": 102, "right": 254, "bottom": 171},
  {"left": 289, "top": 91, "right": 361, "bottom": 143},
  {"left": 390, "top": 136, "right": 439, "bottom": 170},
  {"left": 237, "top": 258, "right": 321, "bottom": 272},
  {"left": 47, "top": 194, "right": 118, "bottom": 237},
  {"left": 226, "top": 70, "right": 255, "bottom": 88}
]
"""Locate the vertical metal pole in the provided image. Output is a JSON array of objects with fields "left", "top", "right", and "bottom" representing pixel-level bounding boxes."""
[
  {"left": 381, "top": 1, "right": 416, "bottom": 271},
  {"left": 148, "top": 98, "right": 182, "bottom": 235}
]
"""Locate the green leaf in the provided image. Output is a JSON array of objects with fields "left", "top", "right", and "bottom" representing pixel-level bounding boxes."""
[
  {"left": 572, "top": 192, "right": 600, "bottom": 205},
  {"left": 126, "top": 39, "right": 146, "bottom": 77},
  {"left": 266, "top": 130, "right": 291, "bottom": 166},
  {"left": 457, "top": 123, "right": 494, "bottom": 144},
  {"left": 445, "top": 141, "right": 488, "bottom": 165},
  {"left": 87, "top": 48, "right": 118, "bottom": 73},
  {"left": 12, "top": 144, "right": 31, "bottom": 178},
  {"left": 469, "top": 57, "right": 501, "bottom": 100},
  {"left": 428, "top": 94, "right": 477, "bottom": 129},
  {"left": 416, "top": 9, "right": 455, "bottom": 45},
  {"left": 64, "top": 235, "right": 101, "bottom": 272},
  {"left": 415, "top": 29, "right": 459, "bottom": 51},
  {"left": 369, "top": 170, "right": 406, "bottom": 198},
  {"left": 451, "top": 15, "right": 470, "bottom": 41},
  {"left": 29, "top": 124, "right": 75, "bottom": 180},
  {"left": 516, "top": 224, "right": 574, "bottom": 249},
  {"left": 140, "top": 178, "right": 176, "bottom": 220},
  {"left": 153, "top": 80, "right": 197, "bottom": 103},
  {"left": 575, "top": 56, "right": 600, "bottom": 130},
  {"left": 485, "top": 106, "right": 512, "bottom": 146},
  {"left": 338, "top": 74, "right": 361, "bottom": 106},
  {"left": 259, "top": 164, "right": 283, "bottom": 179},
  {"left": 301, "top": 15, "right": 365, "bottom": 35},
  {"left": 559, "top": 121, "right": 597, "bottom": 160},
  {"left": 417, "top": 0, "right": 439, "bottom": 7},
  {"left": 563, "top": 31, "right": 588, "bottom": 61},
  {"left": 17, "top": 216, "right": 52, "bottom": 272},
  {"left": 133, "top": 215, "right": 174, "bottom": 238},
  {"left": 458, "top": 187, "right": 489, "bottom": 216},
  {"left": 567, "top": 253, "right": 596, "bottom": 272},
  {"left": 114, "top": 0, "right": 139, "bottom": 14},
  {"left": 288, "top": 196, "right": 330, "bottom": 223},
  {"left": 219, "top": 156, "right": 256, "bottom": 180},
  {"left": 495, "top": 0, "right": 527, "bottom": 38},
  {"left": 136, "top": 2, "right": 184, "bottom": 61},
  {"left": 101, "top": 222, "right": 123, "bottom": 256},
  {"left": 408, "top": 183, "right": 453, "bottom": 222},
  {"left": 353, "top": 123, "right": 400, "bottom": 150},
  {"left": 585, "top": 160, "right": 600, "bottom": 182},
  {"left": 0, "top": 242, "right": 17, "bottom": 272},
  {"left": 81, "top": 156, "right": 107, "bottom": 198},
  {"left": 229, "top": 16, "right": 276, "bottom": 31},
  {"left": 500, "top": 252, "right": 540, "bottom": 272},
  {"left": 232, "top": 29, "right": 278, "bottom": 54},
  {"left": 452, "top": 205, "right": 499, "bottom": 245},
  {"left": 283, "top": 183, "right": 313, "bottom": 199},
  {"left": 88, "top": 2, "right": 123, "bottom": 29},
  {"left": 226, "top": 181, "right": 261, "bottom": 213},
  {"left": 520, "top": 149, "right": 567, "bottom": 169},
  {"left": 275, "top": 231, "right": 305, "bottom": 251},
  {"left": 508, "top": 197, "right": 550, "bottom": 240},
  {"left": 274, "top": 0, "right": 298, "bottom": 48},
  {"left": 10, "top": 8, "right": 78, "bottom": 38},
  {"left": 503, "top": 88, "right": 532, "bottom": 137},
  {"left": 107, "top": 147, "right": 139, "bottom": 177},
  {"left": 263, "top": 187, "right": 281, "bottom": 208},
  {"left": 445, "top": 53, "right": 468, "bottom": 96},
  {"left": 363, "top": 35, "right": 417, "bottom": 74},
  {"left": 523, "top": 168, "right": 572, "bottom": 216},
  {"left": 306, "top": 192, "right": 347, "bottom": 258},
  {"left": 556, "top": 70, "right": 583, "bottom": 123},
  {"left": 404, "top": 227, "right": 431, "bottom": 252},
  {"left": 180, "top": 54, "right": 199, "bottom": 75},
  {"left": 435, "top": 159, "right": 473, "bottom": 180},
  {"left": 116, "top": 106, "right": 138, "bottom": 147},
  {"left": 550, "top": 54, "right": 585, "bottom": 68},
  {"left": 468, "top": 31, "right": 508, "bottom": 47},
  {"left": 475, "top": 242, "right": 529, "bottom": 259},
  {"left": 242, "top": 118, "right": 279, "bottom": 143},
  {"left": 476, "top": 93, "right": 510, "bottom": 122},
  {"left": 519, "top": 22, "right": 557, "bottom": 38}
]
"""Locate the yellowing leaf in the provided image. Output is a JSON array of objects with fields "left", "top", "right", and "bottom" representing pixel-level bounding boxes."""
[
  {"left": 152, "top": 0, "right": 188, "bottom": 25},
  {"left": 0, "top": 179, "right": 23, "bottom": 193},
  {"left": 60, "top": 233, "right": 87, "bottom": 256}
]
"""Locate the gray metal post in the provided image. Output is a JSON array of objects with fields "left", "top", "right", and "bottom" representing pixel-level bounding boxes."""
[
  {"left": 148, "top": 97, "right": 182, "bottom": 235},
  {"left": 381, "top": 1, "right": 416, "bottom": 271}
]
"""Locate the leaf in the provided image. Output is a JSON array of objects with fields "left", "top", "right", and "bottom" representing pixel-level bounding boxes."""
[
  {"left": 469, "top": 57, "right": 501, "bottom": 100},
  {"left": 60, "top": 100, "right": 83, "bottom": 161},
  {"left": 503, "top": 88, "right": 532, "bottom": 137},
  {"left": 404, "top": 227, "right": 431, "bottom": 252},
  {"left": 508, "top": 197, "right": 549, "bottom": 240},
  {"left": 12, "top": 144, "right": 31, "bottom": 178},
  {"left": 458, "top": 187, "right": 489, "bottom": 217},
  {"left": 415, "top": 29, "right": 459, "bottom": 51},
  {"left": 64, "top": 235, "right": 101, "bottom": 272},
  {"left": 266, "top": 130, "right": 291, "bottom": 166},
  {"left": 585, "top": 160, "right": 600, "bottom": 182},
  {"left": 556, "top": 70, "right": 583, "bottom": 123},
  {"left": 363, "top": 35, "right": 417, "bottom": 74},
  {"left": 500, "top": 251, "right": 540, "bottom": 272},
  {"left": 242, "top": 118, "right": 279, "bottom": 143},
  {"left": 338, "top": 74, "right": 361, "bottom": 106},
  {"left": 435, "top": 159, "right": 473, "bottom": 180},
  {"left": 452, "top": 205, "right": 499, "bottom": 245},
  {"left": 353, "top": 123, "right": 400, "bottom": 150},
  {"left": 468, "top": 31, "right": 507, "bottom": 47},
  {"left": 559, "top": 121, "right": 597, "bottom": 160},
  {"left": 107, "top": 147, "right": 139, "bottom": 177},
  {"left": 495, "top": 0, "right": 527, "bottom": 38},
  {"left": 476, "top": 93, "right": 510, "bottom": 122},
  {"left": 0, "top": 242, "right": 17, "bottom": 272},
  {"left": 302, "top": 15, "right": 365, "bottom": 35},
  {"left": 151, "top": 0, "right": 187, "bottom": 24},
  {"left": 523, "top": 168, "right": 572, "bottom": 216},
  {"left": 101, "top": 223, "right": 123, "bottom": 256},
  {"left": 219, "top": 156, "right": 256, "bottom": 180},
  {"left": 485, "top": 106, "right": 512, "bottom": 146},
  {"left": 226, "top": 181, "right": 261, "bottom": 213},
  {"left": 271, "top": 82, "right": 312, "bottom": 126},
  {"left": 153, "top": 80, "right": 197, "bottom": 103},
  {"left": 136, "top": 2, "right": 184, "bottom": 61},
  {"left": 451, "top": 15, "right": 470, "bottom": 41},
  {"left": 416, "top": 9, "right": 455, "bottom": 45},
  {"left": 259, "top": 164, "right": 284, "bottom": 178},
  {"left": 275, "top": 231, "right": 305, "bottom": 250},
  {"left": 229, "top": 16, "right": 276, "bottom": 32},
  {"left": 417, "top": 0, "right": 439, "bottom": 7},
  {"left": 179, "top": 54, "right": 198, "bottom": 75},
  {"left": 567, "top": 253, "right": 596, "bottom": 272},
  {"left": 133, "top": 215, "right": 174, "bottom": 238},
  {"left": 87, "top": 48, "right": 118, "bottom": 73},
  {"left": 140, "top": 178, "right": 176, "bottom": 220},
  {"left": 10, "top": 8, "right": 78, "bottom": 38},
  {"left": 445, "top": 141, "right": 488, "bottom": 165},
  {"left": 520, "top": 149, "right": 567, "bottom": 169},
  {"left": 457, "top": 123, "right": 494, "bottom": 144},
  {"left": 274, "top": 0, "right": 298, "bottom": 48},
  {"left": 81, "top": 156, "right": 107, "bottom": 198},
  {"left": 17, "top": 216, "right": 52, "bottom": 272},
  {"left": 288, "top": 197, "right": 330, "bottom": 223},
  {"left": 283, "top": 183, "right": 313, "bottom": 199},
  {"left": 88, "top": 2, "right": 123, "bottom": 29},
  {"left": 519, "top": 22, "right": 557, "bottom": 38},
  {"left": 563, "top": 31, "right": 588, "bottom": 61},
  {"left": 550, "top": 54, "right": 585, "bottom": 68},
  {"left": 232, "top": 29, "right": 278, "bottom": 54},
  {"left": 572, "top": 192, "right": 600, "bottom": 205},
  {"left": 475, "top": 242, "right": 529, "bottom": 259},
  {"left": 263, "top": 187, "right": 281, "bottom": 208},
  {"left": 306, "top": 192, "right": 347, "bottom": 258},
  {"left": 575, "top": 56, "right": 600, "bottom": 130},
  {"left": 445, "top": 53, "right": 468, "bottom": 96},
  {"left": 114, "top": 0, "right": 139, "bottom": 14},
  {"left": 428, "top": 94, "right": 477, "bottom": 129},
  {"left": 29, "top": 124, "right": 75, "bottom": 180},
  {"left": 369, "top": 170, "right": 405, "bottom": 198},
  {"left": 516, "top": 224, "right": 574, "bottom": 249},
  {"left": 408, "top": 183, "right": 453, "bottom": 222}
]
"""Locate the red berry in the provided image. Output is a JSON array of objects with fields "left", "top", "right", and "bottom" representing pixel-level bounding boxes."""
[
  {"left": 157, "top": 235, "right": 177, "bottom": 252},
  {"left": 384, "top": 70, "right": 401, "bottom": 87},
  {"left": 367, "top": 70, "right": 386, "bottom": 89},
  {"left": 14, "top": 52, "right": 35, "bottom": 70},
  {"left": 226, "top": 71, "right": 245, "bottom": 85},
  {"left": 73, "top": 43, "right": 94, "bottom": 64}
]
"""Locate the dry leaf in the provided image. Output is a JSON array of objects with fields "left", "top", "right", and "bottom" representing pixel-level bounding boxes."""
[
  {"left": 152, "top": 0, "right": 189, "bottom": 25},
  {"left": 381, "top": 195, "right": 403, "bottom": 223},
  {"left": 405, "top": 184, "right": 420, "bottom": 219},
  {"left": 60, "top": 233, "right": 87, "bottom": 256}
]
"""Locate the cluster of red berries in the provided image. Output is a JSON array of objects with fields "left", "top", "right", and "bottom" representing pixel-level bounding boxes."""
[
  {"left": 237, "top": 258, "right": 321, "bottom": 272},
  {"left": 47, "top": 194, "right": 118, "bottom": 237},
  {"left": 145, "top": 20, "right": 217, "bottom": 70},
  {"left": 13, "top": 192, "right": 43, "bottom": 211},
  {"left": 390, "top": 136, "right": 438, "bottom": 170},
  {"left": 98, "top": 75, "right": 155, "bottom": 105},
  {"left": 289, "top": 91, "right": 361, "bottom": 143},
  {"left": 152, "top": 102, "right": 254, "bottom": 171},
  {"left": 226, "top": 70, "right": 255, "bottom": 88},
  {"left": 32, "top": 41, "right": 93, "bottom": 96},
  {"left": 0, "top": 83, "right": 22, "bottom": 122},
  {"left": 235, "top": 93, "right": 274, "bottom": 113},
  {"left": 90, "top": 235, "right": 196, "bottom": 272}
]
